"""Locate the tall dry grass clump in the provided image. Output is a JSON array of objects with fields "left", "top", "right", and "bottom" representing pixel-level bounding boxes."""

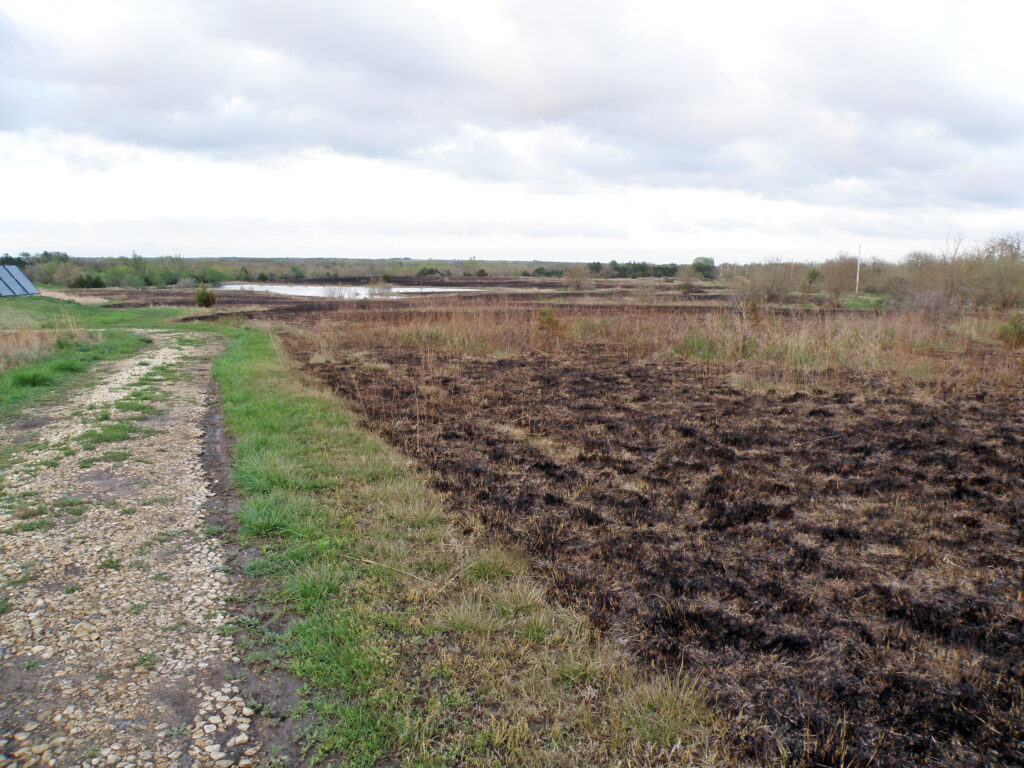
[
  {"left": 0, "top": 327, "right": 56, "bottom": 370},
  {"left": 0, "top": 315, "right": 85, "bottom": 371}
]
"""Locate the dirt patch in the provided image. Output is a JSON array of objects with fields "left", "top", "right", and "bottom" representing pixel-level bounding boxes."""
[
  {"left": 38, "top": 289, "right": 109, "bottom": 305},
  {"left": 289, "top": 337, "right": 1024, "bottom": 768},
  {"left": 9, "top": 416, "right": 55, "bottom": 431}
]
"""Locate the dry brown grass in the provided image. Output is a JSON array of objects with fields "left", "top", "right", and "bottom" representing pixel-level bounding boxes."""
[
  {"left": 0, "top": 316, "right": 86, "bottom": 371},
  {"left": 309, "top": 301, "right": 1023, "bottom": 394},
  {"left": 0, "top": 326, "right": 56, "bottom": 370}
]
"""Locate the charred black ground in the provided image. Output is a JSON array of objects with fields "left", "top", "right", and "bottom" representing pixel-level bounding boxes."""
[{"left": 275, "top": 293, "right": 1024, "bottom": 767}]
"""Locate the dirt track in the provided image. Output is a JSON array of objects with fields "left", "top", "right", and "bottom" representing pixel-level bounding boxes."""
[
  {"left": 293, "top": 338, "right": 1024, "bottom": 768},
  {"left": 0, "top": 334, "right": 263, "bottom": 767}
]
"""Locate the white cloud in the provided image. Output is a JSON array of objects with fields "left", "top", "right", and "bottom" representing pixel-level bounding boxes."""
[{"left": 1, "top": 0, "right": 1023, "bottom": 262}]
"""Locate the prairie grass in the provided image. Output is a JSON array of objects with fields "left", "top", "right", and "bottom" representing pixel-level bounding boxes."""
[
  {"left": 0, "top": 314, "right": 85, "bottom": 371},
  {"left": 311, "top": 301, "right": 1023, "bottom": 392}
]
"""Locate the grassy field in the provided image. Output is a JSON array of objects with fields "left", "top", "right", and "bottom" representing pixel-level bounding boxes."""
[
  {"left": 288, "top": 293, "right": 1024, "bottom": 767},
  {"left": 2, "top": 294, "right": 738, "bottom": 766},
  {"left": 7, "top": 287, "right": 1024, "bottom": 767}
]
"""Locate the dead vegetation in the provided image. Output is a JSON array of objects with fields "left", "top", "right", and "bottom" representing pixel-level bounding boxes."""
[
  {"left": 284, "top": 295, "right": 1024, "bottom": 768},
  {"left": 0, "top": 317, "right": 85, "bottom": 370}
]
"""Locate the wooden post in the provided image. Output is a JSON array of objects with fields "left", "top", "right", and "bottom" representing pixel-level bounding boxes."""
[{"left": 855, "top": 245, "right": 861, "bottom": 296}]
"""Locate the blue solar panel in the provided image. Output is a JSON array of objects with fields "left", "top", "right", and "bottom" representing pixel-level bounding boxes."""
[{"left": 0, "top": 265, "right": 40, "bottom": 296}]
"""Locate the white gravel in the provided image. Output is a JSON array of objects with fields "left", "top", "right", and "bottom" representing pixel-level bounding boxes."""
[{"left": 0, "top": 333, "right": 263, "bottom": 768}]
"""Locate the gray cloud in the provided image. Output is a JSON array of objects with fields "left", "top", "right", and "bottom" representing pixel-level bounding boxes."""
[{"left": 2, "top": 2, "right": 1023, "bottom": 209}]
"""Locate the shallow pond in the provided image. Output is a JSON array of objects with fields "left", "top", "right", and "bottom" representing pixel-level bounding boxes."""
[{"left": 218, "top": 283, "right": 478, "bottom": 299}]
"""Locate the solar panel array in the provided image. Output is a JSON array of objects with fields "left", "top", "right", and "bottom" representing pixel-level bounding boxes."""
[{"left": 0, "top": 265, "right": 40, "bottom": 297}]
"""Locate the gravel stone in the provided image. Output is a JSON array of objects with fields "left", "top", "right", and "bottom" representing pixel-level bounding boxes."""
[{"left": 1, "top": 334, "right": 262, "bottom": 767}]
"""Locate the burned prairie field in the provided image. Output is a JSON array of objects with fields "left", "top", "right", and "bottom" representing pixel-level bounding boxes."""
[{"left": 288, "top": 298, "right": 1024, "bottom": 767}]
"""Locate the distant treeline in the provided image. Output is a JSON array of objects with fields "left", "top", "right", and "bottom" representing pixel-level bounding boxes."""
[
  {"left": 722, "top": 234, "right": 1024, "bottom": 310},
  {"left": 2, "top": 251, "right": 711, "bottom": 288},
  {"left": 5, "top": 235, "right": 1023, "bottom": 309}
]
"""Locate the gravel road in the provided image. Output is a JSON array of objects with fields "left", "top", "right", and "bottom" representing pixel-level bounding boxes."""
[{"left": 0, "top": 332, "right": 264, "bottom": 768}]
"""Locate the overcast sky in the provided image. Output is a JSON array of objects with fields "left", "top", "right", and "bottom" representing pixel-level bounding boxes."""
[{"left": 2, "top": 0, "right": 1023, "bottom": 264}]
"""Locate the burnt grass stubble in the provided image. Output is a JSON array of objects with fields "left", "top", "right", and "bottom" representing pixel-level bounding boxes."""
[{"left": 286, "top": 310, "right": 1024, "bottom": 768}]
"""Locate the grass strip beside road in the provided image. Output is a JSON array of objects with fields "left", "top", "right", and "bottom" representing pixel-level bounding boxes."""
[{"left": 214, "top": 329, "right": 739, "bottom": 767}]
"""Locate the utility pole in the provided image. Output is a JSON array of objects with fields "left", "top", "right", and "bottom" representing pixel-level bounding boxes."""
[{"left": 855, "top": 244, "right": 861, "bottom": 296}]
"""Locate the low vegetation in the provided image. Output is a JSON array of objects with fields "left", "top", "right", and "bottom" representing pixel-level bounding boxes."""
[
  {"left": 5, "top": 270, "right": 1023, "bottom": 767},
  {"left": 305, "top": 299, "right": 1021, "bottom": 393},
  {"left": 9, "top": 232, "right": 1023, "bottom": 316},
  {"left": 214, "top": 329, "right": 738, "bottom": 766},
  {"left": 289, "top": 292, "right": 1024, "bottom": 767},
  {"left": 194, "top": 284, "right": 216, "bottom": 307},
  {"left": 0, "top": 324, "right": 150, "bottom": 419}
]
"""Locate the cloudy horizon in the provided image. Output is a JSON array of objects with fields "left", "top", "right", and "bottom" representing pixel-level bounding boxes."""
[{"left": 2, "top": 0, "right": 1023, "bottom": 264}]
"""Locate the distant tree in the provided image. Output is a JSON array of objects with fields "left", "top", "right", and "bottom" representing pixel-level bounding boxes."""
[
  {"left": 564, "top": 264, "right": 591, "bottom": 290},
  {"left": 691, "top": 257, "right": 716, "bottom": 280},
  {"left": 820, "top": 255, "right": 858, "bottom": 301},
  {"left": 532, "top": 266, "right": 563, "bottom": 277}
]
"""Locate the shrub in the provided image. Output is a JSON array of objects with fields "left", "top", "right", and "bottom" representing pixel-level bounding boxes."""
[
  {"left": 194, "top": 285, "right": 216, "bottom": 307},
  {"left": 998, "top": 315, "right": 1024, "bottom": 348},
  {"left": 12, "top": 367, "right": 55, "bottom": 387},
  {"left": 804, "top": 268, "right": 821, "bottom": 289},
  {"left": 71, "top": 274, "right": 105, "bottom": 289},
  {"left": 563, "top": 264, "right": 591, "bottom": 290},
  {"left": 537, "top": 309, "right": 562, "bottom": 336}
]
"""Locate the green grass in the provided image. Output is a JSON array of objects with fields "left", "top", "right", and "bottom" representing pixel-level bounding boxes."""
[
  {"left": 840, "top": 291, "right": 886, "bottom": 310},
  {"left": 77, "top": 419, "right": 135, "bottom": 450},
  {"left": 114, "top": 397, "right": 162, "bottom": 417},
  {"left": 9, "top": 518, "right": 55, "bottom": 533},
  {"left": 0, "top": 296, "right": 190, "bottom": 331},
  {"left": 79, "top": 449, "right": 132, "bottom": 468},
  {"left": 133, "top": 652, "right": 159, "bottom": 671},
  {"left": 0, "top": 296, "right": 205, "bottom": 420}
]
